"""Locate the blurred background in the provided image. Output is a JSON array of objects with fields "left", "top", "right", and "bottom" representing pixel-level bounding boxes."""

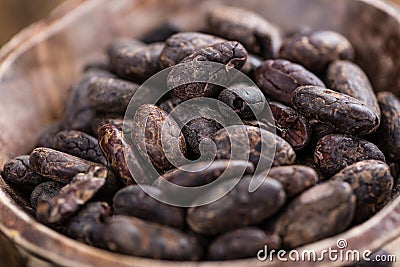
[
  {"left": 0, "top": 0, "right": 65, "bottom": 46},
  {"left": 0, "top": 0, "right": 400, "bottom": 47}
]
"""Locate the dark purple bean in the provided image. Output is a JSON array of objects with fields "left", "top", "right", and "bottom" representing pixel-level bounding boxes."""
[
  {"left": 2, "top": 156, "right": 47, "bottom": 185},
  {"left": 314, "top": 134, "right": 385, "bottom": 177},
  {"left": 170, "top": 41, "right": 248, "bottom": 100},
  {"left": 255, "top": 59, "right": 325, "bottom": 106},
  {"left": 159, "top": 32, "right": 226, "bottom": 68},
  {"left": 280, "top": 30, "right": 354, "bottom": 73},
  {"left": 274, "top": 181, "right": 355, "bottom": 248},
  {"left": 187, "top": 176, "right": 286, "bottom": 235},
  {"left": 292, "top": 86, "right": 379, "bottom": 136},
  {"left": 113, "top": 185, "right": 185, "bottom": 228},
  {"left": 332, "top": 160, "right": 393, "bottom": 223},
  {"left": 54, "top": 130, "right": 107, "bottom": 165},
  {"left": 269, "top": 101, "right": 311, "bottom": 150},
  {"left": 207, "top": 6, "right": 282, "bottom": 58}
]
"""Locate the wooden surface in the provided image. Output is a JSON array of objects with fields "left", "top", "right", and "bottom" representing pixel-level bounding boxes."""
[
  {"left": 0, "top": 0, "right": 65, "bottom": 46},
  {"left": 0, "top": 0, "right": 399, "bottom": 267}
]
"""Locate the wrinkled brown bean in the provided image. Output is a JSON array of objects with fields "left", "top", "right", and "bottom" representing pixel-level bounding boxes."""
[
  {"left": 170, "top": 41, "right": 247, "bottom": 100},
  {"left": 88, "top": 77, "right": 140, "bottom": 114},
  {"left": 62, "top": 69, "right": 116, "bottom": 133},
  {"left": 326, "top": 60, "right": 380, "bottom": 118},
  {"left": 187, "top": 176, "right": 286, "bottom": 235},
  {"left": 218, "top": 83, "right": 266, "bottom": 119},
  {"left": 292, "top": 86, "right": 379, "bottom": 135},
  {"left": 264, "top": 165, "right": 318, "bottom": 197},
  {"left": 274, "top": 181, "right": 355, "bottom": 248},
  {"left": 132, "top": 104, "right": 187, "bottom": 172},
  {"left": 314, "top": 134, "right": 386, "bottom": 177},
  {"left": 2, "top": 156, "right": 47, "bottom": 185},
  {"left": 29, "top": 147, "right": 99, "bottom": 184},
  {"left": 109, "top": 42, "right": 164, "bottom": 82},
  {"left": 113, "top": 185, "right": 185, "bottom": 228},
  {"left": 182, "top": 118, "right": 222, "bottom": 157},
  {"left": 269, "top": 101, "right": 311, "bottom": 150},
  {"left": 255, "top": 59, "right": 325, "bottom": 106},
  {"left": 54, "top": 130, "right": 107, "bottom": 166},
  {"left": 159, "top": 32, "right": 226, "bottom": 68},
  {"left": 207, "top": 227, "right": 274, "bottom": 260},
  {"left": 154, "top": 160, "right": 254, "bottom": 187},
  {"left": 280, "top": 30, "right": 354, "bottom": 73},
  {"left": 30, "top": 181, "right": 63, "bottom": 209},
  {"left": 66, "top": 202, "right": 112, "bottom": 246},
  {"left": 101, "top": 216, "right": 203, "bottom": 260},
  {"left": 36, "top": 166, "right": 107, "bottom": 224},
  {"left": 214, "top": 125, "right": 296, "bottom": 168},
  {"left": 332, "top": 160, "right": 393, "bottom": 224},
  {"left": 376, "top": 92, "right": 400, "bottom": 161},
  {"left": 98, "top": 124, "right": 151, "bottom": 185},
  {"left": 207, "top": 6, "right": 282, "bottom": 58}
]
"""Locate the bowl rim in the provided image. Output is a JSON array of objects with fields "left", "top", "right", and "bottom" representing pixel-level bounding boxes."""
[{"left": 0, "top": 0, "right": 400, "bottom": 266}]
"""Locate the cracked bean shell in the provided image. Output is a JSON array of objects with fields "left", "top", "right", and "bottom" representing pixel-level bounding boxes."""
[
  {"left": 269, "top": 101, "right": 311, "bottom": 150},
  {"left": 36, "top": 166, "right": 107, "bottom": 224},
  {"left": 292, "top": 86, "right": 379, "bottom": 136},
  {"left": 159, "top": 32, "right": 226, "bottom": 68},
  {"left": 170, "top": 41, "right": 247, "bottom": 100},
  {"left": 218, "top": 83, "right": 266, "bottom": 119},
  {"left": 181, "top": 117, "right": 222, "bottom": 157},
  {"left": 98, "top": 124, "right": 152, "bottom": 185},
  {"left": 132, "top": 104, "right": 187, "bottom": 172},
  {"left": 2, "top": 155, "right": 47, "bottom": 185},
  {"left": 314, "top": 134, "right": 385, "bottom": 177},
  {"left": 29, "top": 147, "right": 99, "bottom": 184},
  {"left": 332, "top": 160, "right": 393, "bottom": 224},
  {"left": 54, "top": 130, "right": 107, "bottom": 165}
]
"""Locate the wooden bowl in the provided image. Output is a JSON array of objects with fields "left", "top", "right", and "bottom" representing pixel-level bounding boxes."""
[{"left": 0, "top": 0, "right": 399, "bottom": 266}]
